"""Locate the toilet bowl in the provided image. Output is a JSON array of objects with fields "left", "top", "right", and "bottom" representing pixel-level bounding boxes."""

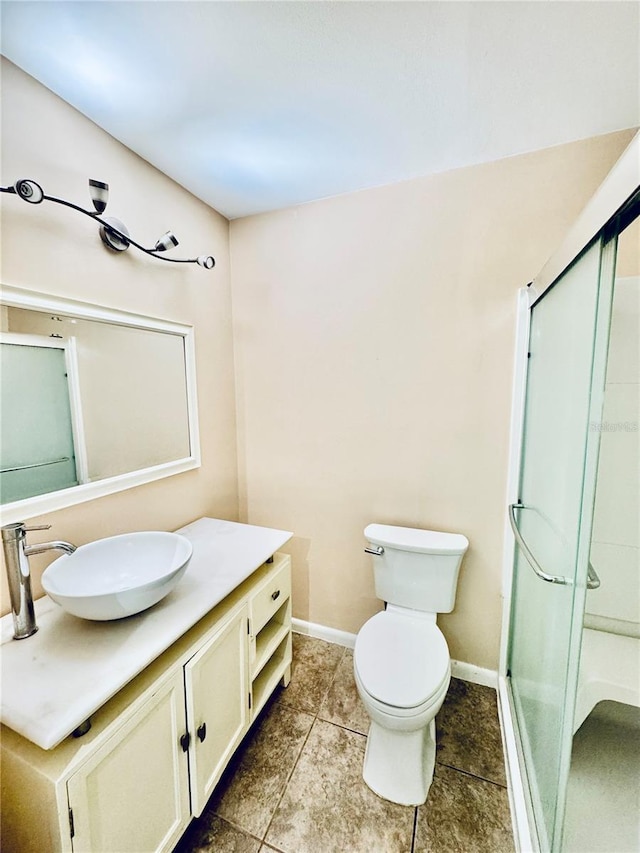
[
  {"left": 354, "top": 523, "right": 468, "bottom": 806},
  {"left": 354, "top": 607, "right": 451, "bottom": 805}
]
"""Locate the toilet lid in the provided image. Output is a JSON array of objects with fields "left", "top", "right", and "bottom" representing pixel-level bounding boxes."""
[{"left": 354, "top": 611, "right": 450, "bottom": 709}]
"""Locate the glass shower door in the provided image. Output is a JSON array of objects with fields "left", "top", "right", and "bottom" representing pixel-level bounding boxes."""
[
  {"left": 508, "top": 237, "right": 615, "bottom": 851},
  {"left": 0, "top": 341, "right": 79, "bottom": 502}
]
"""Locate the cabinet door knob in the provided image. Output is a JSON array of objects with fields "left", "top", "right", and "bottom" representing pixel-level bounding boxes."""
[
  {"left": 271, "top": 589, "right": 280, "bottom": 601},
  {"left": 197, "top": 723, "right": 207, "bottom": 743},
  {"left": 180, "top": 732, "right": 190, "bottom": 752}
]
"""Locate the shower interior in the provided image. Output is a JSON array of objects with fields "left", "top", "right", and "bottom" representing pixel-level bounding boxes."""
[{"left": 564, "top": 219, "right": 640, "bottom": 853}]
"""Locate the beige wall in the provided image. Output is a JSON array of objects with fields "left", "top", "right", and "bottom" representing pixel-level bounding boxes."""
[
  {"left": 229, "top": 129, "right": 634, "bottom": 669},
  {"left": 0, "top": 58, "right": 238, "bottom": 606}
]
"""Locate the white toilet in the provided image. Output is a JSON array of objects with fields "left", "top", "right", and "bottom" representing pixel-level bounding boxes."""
[{"left": 354, "top": 523, "right": 469, "bottom": 806}]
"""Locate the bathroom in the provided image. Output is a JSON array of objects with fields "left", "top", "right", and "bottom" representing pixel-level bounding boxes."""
[{"left": 0, "top": 3, "right": 638, "bottom": 852}]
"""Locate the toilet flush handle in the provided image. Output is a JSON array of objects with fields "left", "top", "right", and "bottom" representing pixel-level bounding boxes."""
[{"left": 364, "top": 545, "right": 384, "bottom": 556}]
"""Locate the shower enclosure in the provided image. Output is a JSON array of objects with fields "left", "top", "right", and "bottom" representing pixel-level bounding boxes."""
[{"left": 500, "top": 133, "right": 639, "bottom": 852}]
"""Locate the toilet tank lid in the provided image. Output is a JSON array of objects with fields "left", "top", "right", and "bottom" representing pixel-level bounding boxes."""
[{"left": 364, "top": 524, "right": 469, "bottom": 555}]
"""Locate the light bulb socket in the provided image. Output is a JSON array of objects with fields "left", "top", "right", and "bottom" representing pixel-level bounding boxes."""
[
  {"left": 154, "top": 231, "right": 179, "bottom": 252},
  {"left": 196, "top": 255, "right": 215, "bottom": 269},
  {"left": 99, "top": 217, "right": 130, "bottom": 252},
  {"left": 89, "top": 179, "right": 109, "bottom": 214},
  {"left": 15, "top": 179, "right": 44, "bottom": 204}
]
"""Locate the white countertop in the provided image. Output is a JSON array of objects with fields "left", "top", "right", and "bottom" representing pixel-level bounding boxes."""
[{"left": 0, "top": 517, "right": 292, "bottom": 750}]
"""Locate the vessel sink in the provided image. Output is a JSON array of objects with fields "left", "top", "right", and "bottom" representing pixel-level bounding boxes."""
[{"left": 41, "top": 531, "right": 193, "bottom": 621}]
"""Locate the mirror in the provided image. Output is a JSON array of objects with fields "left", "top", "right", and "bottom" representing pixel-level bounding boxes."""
[{"left": 0, "top": 285, "right": 200, "bottom": 522}]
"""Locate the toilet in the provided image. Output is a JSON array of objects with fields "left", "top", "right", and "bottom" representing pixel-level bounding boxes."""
[{"left": 354, "top": 523, "right": 469, "bottom": 806}]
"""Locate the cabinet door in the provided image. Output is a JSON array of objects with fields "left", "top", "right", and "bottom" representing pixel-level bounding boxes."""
[
  {"left": 185, "top": 603, "right": 249, "bottom": 816},
  {"left": 66, "top": 670, "right": 189, "bottom": 853}
]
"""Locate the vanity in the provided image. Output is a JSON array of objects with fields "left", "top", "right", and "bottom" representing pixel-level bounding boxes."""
[{"left": 0, "top": 517, "right": 294, "bottom": 853}]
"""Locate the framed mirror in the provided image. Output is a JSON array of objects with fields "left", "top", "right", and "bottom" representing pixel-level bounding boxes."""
[{"left": 0, "top": 284, "right": 200, "bottom": 522}]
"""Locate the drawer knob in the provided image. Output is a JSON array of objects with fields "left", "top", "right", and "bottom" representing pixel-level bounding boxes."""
[
  {"left": 197, "top": 723, "right": 207, "bottom": 743},
  {"left": 271, "top": 589, "right": 281, "bottom": 601}
]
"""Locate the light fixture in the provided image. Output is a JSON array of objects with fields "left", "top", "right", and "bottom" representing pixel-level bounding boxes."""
[
  {"left": 154, "top": 231, "right": 179, "bottom": 252},
  {"left": 88, "top": 179, "right": 109, "bottom": 214},
  {"left": 0, "top": 178, "right": 215, "bottom": 270},
  {"left": 14, "top": 178, "right": 44, "bottom": 204},
  {"left": 99, "top": 217, "right": 131, "bottom": 252}
]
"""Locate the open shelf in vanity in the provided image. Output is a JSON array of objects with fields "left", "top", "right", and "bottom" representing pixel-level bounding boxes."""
[{"left": 249, "top": 556, "right": 293, "bottom": 719}]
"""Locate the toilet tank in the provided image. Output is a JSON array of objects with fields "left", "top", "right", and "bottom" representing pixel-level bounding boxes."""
[{"left": 365, "top": 524, "right": 469, "bottom": 613}]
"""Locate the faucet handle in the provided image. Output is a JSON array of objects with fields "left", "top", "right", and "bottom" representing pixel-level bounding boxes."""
[{"left": 23, "top": 524, "right": 52, "bottom": 532}]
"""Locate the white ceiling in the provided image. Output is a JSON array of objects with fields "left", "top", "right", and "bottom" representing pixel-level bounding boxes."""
[{"left": 1, "top": 1, "right": 638, "bottom": 219}]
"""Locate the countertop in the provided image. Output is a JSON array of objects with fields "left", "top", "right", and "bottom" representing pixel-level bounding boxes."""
[{"left": 0, "top": 517, "right": 292, "bottom": 750}]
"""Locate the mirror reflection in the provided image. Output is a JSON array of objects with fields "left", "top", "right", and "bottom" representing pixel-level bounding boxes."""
[{"left": 1, "top": 305, "right": 191, "bottom": 505}]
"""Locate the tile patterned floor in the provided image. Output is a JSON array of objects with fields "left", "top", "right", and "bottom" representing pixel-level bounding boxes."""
[{"left": 175, "top": 634, "right": 514, "bottom": 853}]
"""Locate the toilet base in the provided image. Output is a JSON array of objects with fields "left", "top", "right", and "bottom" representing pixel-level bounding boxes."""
[{"left": 362, "top": 717, "right": 437, "bottom": 806}]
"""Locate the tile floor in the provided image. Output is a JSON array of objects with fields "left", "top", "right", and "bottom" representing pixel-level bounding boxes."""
[{"left": 175, "top": 634, "right": 514, "bottom": 853}]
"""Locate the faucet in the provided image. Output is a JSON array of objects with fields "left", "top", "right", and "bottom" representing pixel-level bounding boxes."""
[{"left": 1, "top": 522, "right": 77, "bottom": 640}]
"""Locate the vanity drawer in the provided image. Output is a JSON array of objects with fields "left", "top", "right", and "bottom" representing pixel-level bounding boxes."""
[{"left": 250, "top": 560, "right": 291, "bottom": 635}]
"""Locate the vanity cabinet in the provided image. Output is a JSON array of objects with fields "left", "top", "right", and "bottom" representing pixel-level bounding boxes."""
[
  {"left": 1, "top": 553, "right": 292, "bottom": 853},
  {"left": 66, "top": 669, "right": 190, "bottom": 852},
  {"left": 184, "top": 603, "right": 249, "bottom": 817}
]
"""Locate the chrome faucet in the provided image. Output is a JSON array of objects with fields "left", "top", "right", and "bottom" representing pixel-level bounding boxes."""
[{"left": 1, "top": 522, "right": 77, "bottom": 640}]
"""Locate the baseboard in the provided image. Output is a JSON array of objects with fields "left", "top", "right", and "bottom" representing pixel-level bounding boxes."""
[
  {"left": 451, "top": 659, "right": 499, "bottom": 689},
  {"left": 292, "top": 618, "right": 499, "bottom": 689},
  {"left": 292, "top": 618, "right": 357, "bottom": 649}
]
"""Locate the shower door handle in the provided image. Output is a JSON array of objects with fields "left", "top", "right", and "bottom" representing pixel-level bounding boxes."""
[
  {"left": 508, "top": 503, "right": 571, "bottom": 586},
  {"left": 587, "top": 562, "right": 601, "bottom": 590}
]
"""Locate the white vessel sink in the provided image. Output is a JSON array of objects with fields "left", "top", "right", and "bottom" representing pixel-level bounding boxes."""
[{"left": 41, "top": 532, "right": 193, "bottom": 621}]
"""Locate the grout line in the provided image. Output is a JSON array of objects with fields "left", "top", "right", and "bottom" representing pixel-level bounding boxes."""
[
  {"left": 315, "top": 717, "right": 368, "bottom": 739},
  {"left": 259, "top": 716, "right": 316, "bottom": 847},
  {"left": 207, "top": 813, "right": 264, "bottom": 846},
  {"left": 436, "top": 759, "right": 509, "bottom": 790},
  {"left": 410, "top": 806, "right": 419, "bottom": 853},
  {"left": 208, "top": 687, "right": 314, "bottom": 847},
  {"left": 314, "top": 645, "right": 372, "bottom": 740},
  {"left": 259, "top": 647, "right": 346, "bottom": 847},
  {"left": 259, "top": 839, "right": 286, "bottom": 853},
  {"left": 277, "top": 642, "right": 346, "bottom": 720},
  {"left": 260, "top": 641, "right": 354, "bottom": 847}
]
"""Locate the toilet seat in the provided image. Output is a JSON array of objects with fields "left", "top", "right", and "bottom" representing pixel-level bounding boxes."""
[
  {"left": 354, "top": 665, "right": 450, "bottom": 723},
  {"left": 354, "top": 610, "right": 450, "bottom": 710}
]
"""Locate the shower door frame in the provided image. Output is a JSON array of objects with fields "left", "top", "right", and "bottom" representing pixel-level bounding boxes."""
[{"left": 497, "top": 131, "right": 640, "bottom": 852}]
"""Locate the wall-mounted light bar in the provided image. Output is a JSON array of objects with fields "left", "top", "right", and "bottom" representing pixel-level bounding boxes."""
[{"left": 0, "top": 178, "right": 215, "bottom": 270}]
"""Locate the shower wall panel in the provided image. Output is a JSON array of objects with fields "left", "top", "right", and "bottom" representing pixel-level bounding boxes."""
[{"left": 587, "top": 275, "right": 640, "bottom": 638}]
